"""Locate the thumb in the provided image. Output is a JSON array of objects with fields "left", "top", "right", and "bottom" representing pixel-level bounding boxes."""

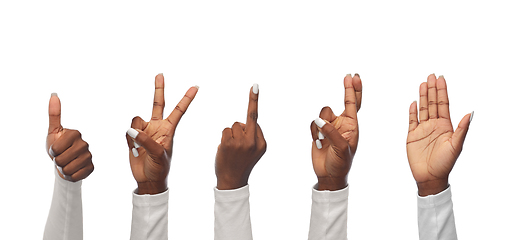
[
  {"left": 48, "top": 93, "right": 62, "bottom": 134},
  {"left": 451, "top": 112, "right": 473, "bottom": 154}
]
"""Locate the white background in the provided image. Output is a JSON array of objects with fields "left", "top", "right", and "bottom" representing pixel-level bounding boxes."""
[{"left": 0, "top": 1, "right": 516, "bottom": 239}]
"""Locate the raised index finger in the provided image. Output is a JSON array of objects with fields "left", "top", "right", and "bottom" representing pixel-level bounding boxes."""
[{"left": 245, "top": 84, "right": 259, "bottom": 136}]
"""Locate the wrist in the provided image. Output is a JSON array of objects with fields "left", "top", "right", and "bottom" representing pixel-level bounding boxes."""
[
  {"left": 216, "top": 177, "right": 247, "bottom": 190},
  {"left": 137, "top": 181, "right": 168, "bottom": 195},
  {"left": 316, "top": 176, "right": 348, "bottom": 191},
  {"left": 417, "top": 179, "right": 449, "bottom": 196}
]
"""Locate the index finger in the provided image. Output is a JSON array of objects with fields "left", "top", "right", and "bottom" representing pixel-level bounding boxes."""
[{"left": 245, "top": 84, "right": 259, "bottom": 135}]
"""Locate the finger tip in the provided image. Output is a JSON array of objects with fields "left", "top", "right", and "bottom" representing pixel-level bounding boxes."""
[
  {"left": 252, "top": 83, "right": 259, "bottom": 94},
  {"left": 127, "top": 128, "right": 139, "bottom": 139},
  {"left": 469, "top": 111, "right": 474, "bottom": 123},
  {"left": 315, "top": 139, "right": 322, "bottom": 149},
  {"left": 314, "top": 117, "right": 326, "bottom": 128},
  {"left": 132, "top": 148, "right": 139, "bottom": 158}
]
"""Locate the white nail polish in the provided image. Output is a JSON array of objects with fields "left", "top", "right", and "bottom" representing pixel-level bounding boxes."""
[
  {"left": 51, "top": 93, "right": 58, "bottom": 97},
  {"left": 315, "top": 118, "right": 326, "bottom": 128},
  {"left": 134, "top": 142, "right": 141, "bottom": 149},
  {"left": 49, "top": 146, "right": 55, "bottom": 157},
  {"left": 194, "top": 85, "right": 200, "bottom": 90},
  {"left": 316, "top": 140, "right": 322, "bottom": 149},
  {"left": 127, "top": 128, "right": 139, "bottom": 139},
  {"left": 132, "top": 148, "right": 139, "bottom": 158},
  {"left": 470, "top": 111, "right": 474, "bottom": 122},
  {"left": 346, "top": 73, "right": 352, "bottom": 78},
  {"left": 318, "top": 131, "right": 325, "bottom": 140},
  {"left": 252, "top": 83, "right": 259, "bottom": 94},
  {"left": 158, "top": 73, "right": 163, "bottom": 76}
]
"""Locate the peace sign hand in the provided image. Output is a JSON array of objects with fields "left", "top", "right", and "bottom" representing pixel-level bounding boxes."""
[{"left": 126, "top": 74, "right": 198, "bottom": 195}]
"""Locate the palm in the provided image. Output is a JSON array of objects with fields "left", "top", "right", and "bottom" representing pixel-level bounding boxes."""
[
  {"left": 407, "top": 118, "right": 456, "bottom": 183},
  {"left": 312, "top": 116, "right": 358, "bottom": 178},
  {"left": 129, "top": 120, "right": 173, "bottom": 183}
]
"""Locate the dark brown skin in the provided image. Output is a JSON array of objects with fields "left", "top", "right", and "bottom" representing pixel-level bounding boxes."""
[
  {"left": 46, "top": 94, "right": 94, "bottom": 182},
  {"left": 310, "top": 74, "right": 362, "bottom": 191},
  {"left": 126, "top": 74, "right": 198, "bottom": 195},
  {"left": 215, "top": 86, "right": 267, "bottom": 190},
  {"left": 406, "top": 74, "right": 472, "bottom": 196}
]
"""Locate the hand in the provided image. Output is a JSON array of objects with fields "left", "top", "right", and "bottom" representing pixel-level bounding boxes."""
[
  {"left": 126, "top": 74, "right": 198, "bottom": 195},
  {"left": 407, "top": 74, "right": 473, "bottom": 196},
  {"left": 215, "top": 84, "right": 267, "bottom": 190},
  {"left": 46, "top": 93, "right": 94, "bottom": 182},
  {"left": 310, "top": 74, "right": 362, "bottom": 191}
]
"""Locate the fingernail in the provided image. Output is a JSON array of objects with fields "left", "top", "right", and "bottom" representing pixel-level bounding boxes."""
[
  {"left": 132, "top": 148, "right": 139, "bottom": 158},
  {"left": 346, "top": 73, "right": 352, "bottom": 78},
  {"left": 439, "top": 75, "right": 444, "bottom": 78},
  {"left": 51, "top": 93, "right": 58, "bottom": 97},
  {"left": 53, "top": 158, "right": 64, "bottom": 176},
  {"left": 354, "top": 73, "right": 360, "bottom": 77},
  {"left": 49, "top": 146, "right": 55, "bottom": 157},
  {"left": 318, "top": 131, "right": 325, "bottom": 140},
  {"left": 315, "top": 118, "right": 326, "bottom": 128},
  {"left": 470, "top": 111, "right": 474, "bottom": 122},
  {"left": 316, "top": 140, "right": 322, "bottom": 149},
  {"left": 158, "top": 73, "right": 163, "bottom": 76},
  {"left": 134, "top": 142, "right": 141, "bottom": 149},
  {"left": 194, "top": 85, "right": 200, "bottom": 90},
  {"left": 253, "top": 83, "right": 259, "bottom": 94},
  {"left": 127, "top": 128, "right": 139, "bottom": 139}
]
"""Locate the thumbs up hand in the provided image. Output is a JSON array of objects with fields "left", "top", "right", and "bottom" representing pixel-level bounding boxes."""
[{"left": 46, "top": 93, "right": 94, "bottom": 182}]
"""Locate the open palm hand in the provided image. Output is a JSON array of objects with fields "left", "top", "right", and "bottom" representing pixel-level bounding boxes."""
[{"left": 407, "top": 74, "right": 472, "bottom": 196}]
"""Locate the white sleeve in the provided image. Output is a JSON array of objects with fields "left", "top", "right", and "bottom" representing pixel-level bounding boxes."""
[
  {"left": 308, "top": 185, "right": 349, "bottom": 240},
  {"left": 214, "top": 185, "right": 253, "bottom": 240},
  {"left": 130, "top": 189, "right": 169, "bottom": 240},
  {"left": 43, "top": 169, "right": 84, "bottom": 240},
  {"left": 417, "top": 186, "right": 457, "bottom": 240}
]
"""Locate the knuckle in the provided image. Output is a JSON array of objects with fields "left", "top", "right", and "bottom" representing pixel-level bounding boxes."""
[
  {"left": 70, "top": 129, "right": 81, "bottom": 138},
  {"left": 54, "top": 157, "right": 65, "bottom": 167},
  {"left": 175, "top": 105, "right": 185, "bottom": 114},
  {"left": 131, "top": 116, "right": 142, "bottom": 125},
  {"left": 249, "top": 112, "right": 258, "bottom": 121}
]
